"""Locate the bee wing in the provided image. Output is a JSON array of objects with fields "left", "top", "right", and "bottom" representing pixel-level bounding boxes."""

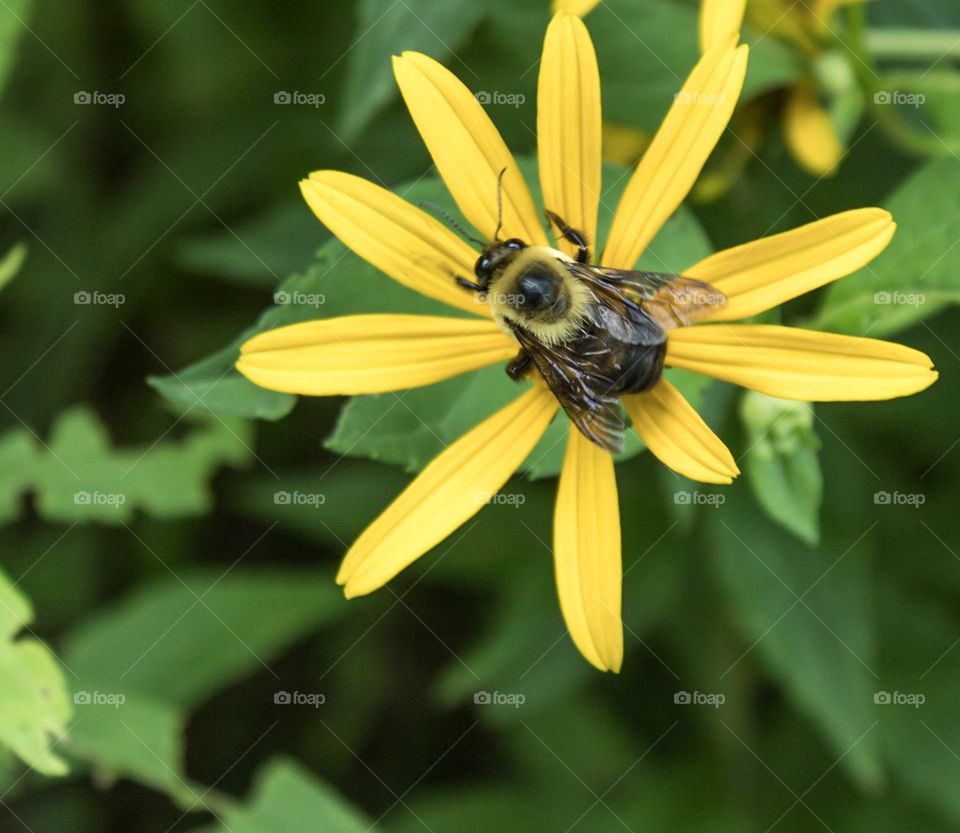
[
  {"left": 570, "top": 264, "right": 726, "bottom": 334},
  {"left": 510, "top": 324, "right": 626, "bottom": 454}
]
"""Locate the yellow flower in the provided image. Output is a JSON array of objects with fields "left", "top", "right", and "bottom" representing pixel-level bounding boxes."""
[
  {"left": 237, "top": 13, "right": 936, "bottom": 672},
  {"left": 701, "top": 0, "right": 862, "bottom": 176}
]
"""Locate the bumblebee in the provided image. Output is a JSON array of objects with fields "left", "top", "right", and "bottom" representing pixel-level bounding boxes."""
[{"left": 454, "top": 208, "right": 726, "bottom": 453}]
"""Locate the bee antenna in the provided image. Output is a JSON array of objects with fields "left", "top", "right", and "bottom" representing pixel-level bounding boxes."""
[
  {"left": 493, "top": 167, "right": 507, "bottom": 242},
  {"left": 419, "top": 201, "right": 484, "bottom": 246}
]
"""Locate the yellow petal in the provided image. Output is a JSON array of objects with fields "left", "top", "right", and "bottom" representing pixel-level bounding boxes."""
[
  {"left": 538, "top": 12, "right": 602, "bottom": 259},
  {"left": 667, "top": 325, "right": 939, "bottom": 400},
  {"left": 554, "top": 427, "right": 623, "bottom": 672},
  {"left": 686, "top": 208, "right": 896, "bottom": 322},
  {"left": 339, "top": 386, "right": 558, "bottom": 596},
  {"left": 300, "top": 173, "right": 486, "bottom": 318},
  {"left": 783, "top": 83, "right": 843, "bottom": 177},
  {"left": 700, "top": 0, "right": 747, "bottom": 53},
  {"left": 603, "top": 41, "right": 749, "bottom": 269},
  {"left": 393, "top": 52, "right": 547, "bottom": 246},
  {"left": 237, "top": 315, "right": 514, "bottom": 396},
  {"left": 551, "top": 0, "right": 599, "bottom": 16},
  {"left": 623, "top": 379, "right": 739, "bottom": 484}
]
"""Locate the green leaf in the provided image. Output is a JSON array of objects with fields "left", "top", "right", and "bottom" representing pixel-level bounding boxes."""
[
  {"left": 213, "top": 758, "right": 371, "bottom": 833},
  {"left": 64, "top": 687, "right": 199, "bottom": 806},
  {"left": 0, "top": 406, "right": 251, "bottom": 525},
  {"left": 0, "top": 570, "right": 71, "bottom": 776},
  {"left": 739, "top": 392, "right": 823, "bottom": 545},
  {"left": 148, "top": 335, "right": 296, "bottom": 422},
  {"left": 0, "top": 427, "right": 39, "bottom": 522},
  {"left": 875, "top": 583, "right": 960, "bottom": 825},
  {"left": 62, "top": 569, "right": 345, "bottom": 709},
  {"left": 815, "top": 156, "right": 960, "bottom": 335},
  {"left": 177, "top": 202, "right": 319, "bottom": 289},
  {"left": 707, "top": 488, "right": 882, "bottom": 789},
  {"left": 0, "top": 241, "right": 26, "bottom": 293},
  {"left": 339, "top": 0, "right": 485, "bottom": 140},
  {"left": 0, "top": 0, "right": 31, "bottom": 97}
]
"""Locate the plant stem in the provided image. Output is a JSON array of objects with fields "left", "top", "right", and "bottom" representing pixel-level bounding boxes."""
[{"left": 866, "top": 29, "right": 960, "bottom": 61}]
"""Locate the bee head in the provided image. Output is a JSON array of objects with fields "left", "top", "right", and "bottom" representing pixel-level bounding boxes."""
[
  {"left": 483, "top": 246, "right": 590, "bottom": 345},
  {"left": 474, "top": 238, "right": 526, "bottom": 288}
]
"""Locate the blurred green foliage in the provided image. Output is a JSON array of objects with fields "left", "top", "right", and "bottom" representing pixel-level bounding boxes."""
[{"left": 1, "top": 0, "right": 960, "bottom": 831}]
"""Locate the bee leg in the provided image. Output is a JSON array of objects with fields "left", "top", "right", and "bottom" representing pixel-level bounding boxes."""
[
  {"left": 506, "top": 350, "right": 533, "bottom": 380},
  {"left": 545, "top": 210, "right": 591, "bottom": 264},
  {"left": 455, "top": 275, "right": 484, "bottom": 293}
]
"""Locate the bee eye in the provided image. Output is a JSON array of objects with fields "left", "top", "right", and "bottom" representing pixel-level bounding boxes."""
[
  {"left": 505, "top": 239, "right": 524, "bottom": 250},
  {"left": 479, "top": 256, "right": 491, "bottom": 271}
]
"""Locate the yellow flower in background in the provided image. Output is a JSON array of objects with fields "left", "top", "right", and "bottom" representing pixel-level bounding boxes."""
[
  {"left": 701, "top": 0, "right": 863, "bottom": 176},
  {"left": 237, "top": 13, "right": 936, "bottom": 672},
  {"left": 561, "top": 0, "right": 861, "bottom": 176}
]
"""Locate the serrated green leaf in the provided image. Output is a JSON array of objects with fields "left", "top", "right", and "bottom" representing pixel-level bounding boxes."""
[
  {"left": 0, "top": 406, "right": 251, "bottom": 525},
  {"left": 815, "top": 156, "right": 960, "bottom": 335},
  {"left": 0, "top": 569, "right": 72, "bottom": 776}
]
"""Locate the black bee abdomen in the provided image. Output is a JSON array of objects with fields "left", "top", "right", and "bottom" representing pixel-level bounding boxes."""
[{"left": 614, "top": 341, "right": 667, "bottom": 393}]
